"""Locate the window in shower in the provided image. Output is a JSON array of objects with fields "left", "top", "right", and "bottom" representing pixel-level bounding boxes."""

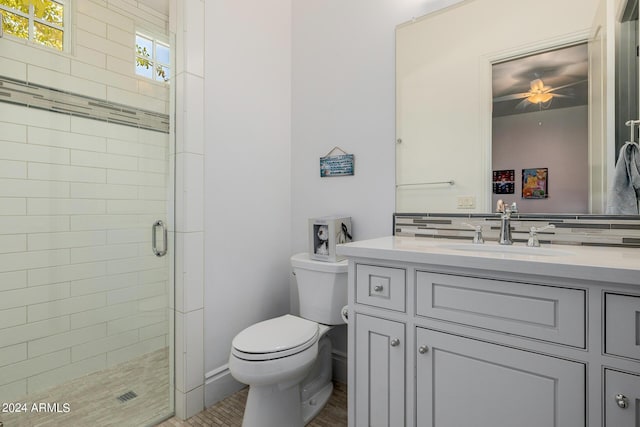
[
  {"left": 0, "top": 0, "right": 67, "bottom": 51},
  {"left": 135, "top": 32, "right": 170, "bottom": 83}
]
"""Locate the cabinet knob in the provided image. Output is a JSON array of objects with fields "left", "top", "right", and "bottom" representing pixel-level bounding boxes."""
[
  {"left": 390, "top": 338, "right": 400, "bottom": 347},
  {"left": 615, "top": 394, "right": 629, "bottom": 409},
  {"left": 418, "top": 345, "right": 429, "bottom": 354},
  {"left": 374, "top": 284, "right": 384, "bottom": 292}
]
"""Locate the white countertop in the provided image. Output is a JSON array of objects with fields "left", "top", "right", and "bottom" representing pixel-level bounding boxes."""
[{"left": 336, "top": 236, "right": 640, "bottom": 286}]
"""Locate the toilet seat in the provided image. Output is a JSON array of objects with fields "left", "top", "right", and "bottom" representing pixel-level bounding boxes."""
[{"left": 232, "top": 314, "right": 319, "bottom": 361}]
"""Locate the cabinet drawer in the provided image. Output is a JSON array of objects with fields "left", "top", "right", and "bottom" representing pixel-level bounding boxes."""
[
  {"left": 605, "top": 293, "right": 640, "bottom": 361},
  {"left": 356, "top": 264, "right": 406, "bottom": 312},
  {"left": 416, "top": 271, "right": 585, "bottom": 347}
]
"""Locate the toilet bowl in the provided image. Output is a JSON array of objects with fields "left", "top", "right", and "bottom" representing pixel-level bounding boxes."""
[
  {"left": 230, "top": 315, "right": 319, "bottom": 388},
  {"left": 228, "top": 253, "right": 348, "bottom": 427}
]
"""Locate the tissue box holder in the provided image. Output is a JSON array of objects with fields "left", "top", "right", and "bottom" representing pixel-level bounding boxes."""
[{"left": 309, "top": 216, "right": 352, "bottom": 262}]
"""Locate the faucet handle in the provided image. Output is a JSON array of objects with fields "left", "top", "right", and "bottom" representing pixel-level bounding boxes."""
[
  {"left": 531, "top": 224, "right": 556, "bottom": 233},
  {"left": 527, "top": 224, "right": 556, "bottom": 247},
  {"left": 462, "top": 223, "right": 484, "bottom": 244}
]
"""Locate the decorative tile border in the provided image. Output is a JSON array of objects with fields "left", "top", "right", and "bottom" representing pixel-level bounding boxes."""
[
  {"left": 0, "top": 76, "right": 169, "bottom": 133},
  {"left": 394, "top": 213, "right": 640, "bottom": 248}
]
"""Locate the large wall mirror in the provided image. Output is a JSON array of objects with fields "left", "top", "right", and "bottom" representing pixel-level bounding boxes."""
[{"left": 395, "top": 0, "right": 635, "bottom": 215}]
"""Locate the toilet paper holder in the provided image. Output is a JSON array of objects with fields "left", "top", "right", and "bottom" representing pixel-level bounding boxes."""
[{"left": 341, "top": 306, "right": 349, "bottom": 323}]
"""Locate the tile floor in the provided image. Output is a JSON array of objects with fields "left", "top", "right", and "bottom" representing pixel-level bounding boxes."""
[
  {"left": 0, "top": 349, "right": 347, "bottom": 427},
  {"left": 156, "top": 382, "right": 347, "bottom": 427}
]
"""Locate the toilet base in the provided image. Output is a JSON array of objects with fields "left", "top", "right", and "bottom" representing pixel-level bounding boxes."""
[
  {"left": 242, "top": 383, "right": 303, "bottom": 427},
  {"left": 302, "top": 381, "right": 333, "bottom": 425}
]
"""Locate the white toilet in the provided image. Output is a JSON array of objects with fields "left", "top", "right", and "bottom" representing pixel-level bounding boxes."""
[{"left": 228, "top": 252, "right": 348, "bottom": 427}]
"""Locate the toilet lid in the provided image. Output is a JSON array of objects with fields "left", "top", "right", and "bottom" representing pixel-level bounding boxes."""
[{"left": 232, "top": 314, "right": 318, "bottom": 356}]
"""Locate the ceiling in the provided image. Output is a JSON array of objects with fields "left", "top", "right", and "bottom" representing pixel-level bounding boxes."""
[{"left": 492, "top": 43, "right": 588, "bottom": 117}]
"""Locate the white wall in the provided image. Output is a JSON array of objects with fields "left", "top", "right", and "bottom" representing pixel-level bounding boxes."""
[
  {"left": 291, "top": 0, "right": 460, "bottom": 252},
  {"left": 201, "top": 0, "right": 293, "bottom": 407}
]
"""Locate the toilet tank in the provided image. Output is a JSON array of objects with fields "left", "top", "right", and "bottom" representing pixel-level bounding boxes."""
[{"left": 291, "top": 252, "right": 348, "bottom": 325}]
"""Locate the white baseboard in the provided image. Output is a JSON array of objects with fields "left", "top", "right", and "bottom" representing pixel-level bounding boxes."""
[{"left": 204, "top": 364, "right": 245, "bottom": 408}]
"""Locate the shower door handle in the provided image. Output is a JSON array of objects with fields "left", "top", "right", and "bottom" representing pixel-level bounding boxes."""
[{"left": 152, "top": 220, "right": 168, "bottom": 257}]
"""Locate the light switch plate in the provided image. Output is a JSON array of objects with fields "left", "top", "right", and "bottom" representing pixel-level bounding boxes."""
[{"left": 456, "top": 195, "right": 476, "bottom": 209}]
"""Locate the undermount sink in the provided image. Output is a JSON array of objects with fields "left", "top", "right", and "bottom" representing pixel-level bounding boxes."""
[{"left": 437, "top": 243, "right": 575, "bottom": 257}]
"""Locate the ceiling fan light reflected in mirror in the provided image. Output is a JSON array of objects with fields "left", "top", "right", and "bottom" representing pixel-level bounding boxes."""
[
  {"left": 493, "top": 77, "right": 583, "bottom": 111},
  {"left": 491, "top": 43, "right": 588, "bottom": 117},
  {"left": 526, "top": 79, "right": 554, "bottom": 104}
]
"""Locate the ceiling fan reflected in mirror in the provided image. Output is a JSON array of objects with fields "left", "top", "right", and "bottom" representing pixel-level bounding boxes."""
[
  {"left": 491, "top": 43, "right": 588, "bottom": 117},
  {"left": 493, "top": 77, "right": 586, "bottom": 111}
]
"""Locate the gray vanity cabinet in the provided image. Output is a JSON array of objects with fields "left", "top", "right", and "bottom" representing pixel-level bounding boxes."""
[
  {"left": 415, "top": 328, "right": 585, "bottom": 427},
  {"left": 343, "top": 244, "right": 640, "bottom": 427},
  {"left": 353, "top": 313, "right": 405, "bottom": 427}
]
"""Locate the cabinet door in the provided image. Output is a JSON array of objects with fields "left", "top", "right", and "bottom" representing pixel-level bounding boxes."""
[
  {"left": 354, "top": 313, "right": 405, "bottom": 427},
  {"left": 605, "top": 369, "right": 640, "bottom": 426},
  {"left": 416, "top": 328, "right": 585, "bottom": 427}
]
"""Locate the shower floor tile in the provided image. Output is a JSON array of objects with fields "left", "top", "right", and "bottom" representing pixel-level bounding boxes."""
[{"left": 0, "top": 348, "right": 170, "bottom": 427}]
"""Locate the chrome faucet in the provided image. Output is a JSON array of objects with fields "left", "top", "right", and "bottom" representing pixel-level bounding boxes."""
[
  {"left": 527, "top": 224, "right": 556, "bottom": 247},
  {"left": 498, "top": 208, "right": 513, "bottom": 245},
  {"left": 462, "top": 223, "right": 484, "bottom": 244}
]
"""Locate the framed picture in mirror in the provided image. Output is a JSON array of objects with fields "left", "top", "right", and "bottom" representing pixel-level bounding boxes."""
[
  {"left": 493, "top": 169, "right": 515, "bottom": 194},
  {"left": 522, "top": 168, "right": 548, "bottom": 199}
]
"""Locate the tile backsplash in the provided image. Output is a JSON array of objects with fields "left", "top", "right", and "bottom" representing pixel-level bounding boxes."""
[{"left": 394, "top": 213, "right": 640, "bottom": 248}]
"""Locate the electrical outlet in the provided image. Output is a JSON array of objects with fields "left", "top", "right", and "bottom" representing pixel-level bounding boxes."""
[{"left": 456, "top": 196, "right": 476, "bottom": 209}]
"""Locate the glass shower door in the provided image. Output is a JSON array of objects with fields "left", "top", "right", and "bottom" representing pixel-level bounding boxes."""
[{"left": 0, "top": 96, "right": 174, "bottom": 426}]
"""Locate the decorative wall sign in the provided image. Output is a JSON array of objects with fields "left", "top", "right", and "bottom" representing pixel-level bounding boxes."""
[
  {"left": 522, "top": 168, "right": 548, "bottom": 199},
  {"left": 492, "top": 169, "right": 515, "bottom": 194},
  {"left": 320, "top": 146, "right": 354, "bottom": 177}
]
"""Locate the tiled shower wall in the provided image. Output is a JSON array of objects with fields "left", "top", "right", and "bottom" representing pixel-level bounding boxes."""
[{"left": 0, "top": 0, "right": 170, "bottom": 402}]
